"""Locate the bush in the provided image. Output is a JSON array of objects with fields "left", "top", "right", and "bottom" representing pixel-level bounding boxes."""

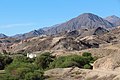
[
  {"left": 5, "top": 62, "right": 44, "bottom": 80},
  {"left": 49, "top": 56, "right": 66, "bottom": 68},
  {"left": 82, "top": 52, "right": 92, "bottom": 57},
  {"left": 25, "top": 70, "right": 44, "bottom": 80},
  {"left": 35, "top": 52, "right": 54, "bottom": 69},
  {"left": 49, "top": 53, "right": 95, "bottom": 69},
  {"left": 0, "top": 54, "right": 13, "bottom": 70},
  {"left": 83, "top": 64, "right": 92, "bottom": 69},
  {"left": 4, "top": 54, "right": 44, "bottom": 80},
  {"left": 0, "top": 74, "right": 17, "bottom": 80},
  {"left": 13, "top": 56, "right": 35, "bottom": 63},
  {"left": 61, "top": 61, "right": 79, "bottom": 68}
]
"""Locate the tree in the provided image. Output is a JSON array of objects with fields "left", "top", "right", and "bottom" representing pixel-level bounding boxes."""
[
  {"left": 0, "top": 54, "right": 13, "bottom": 70},
  {"left": 35, "top": 52, "right": 54, "bottom": 69}
]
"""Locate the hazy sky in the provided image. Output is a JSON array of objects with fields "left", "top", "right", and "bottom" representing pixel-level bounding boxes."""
[{"left": 0, "top": 0, "right": 120, "bottom": 36}]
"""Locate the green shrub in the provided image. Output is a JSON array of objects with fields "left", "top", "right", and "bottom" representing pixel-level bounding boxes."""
[
  {"left": 49, "top": 56, "right": 66, "bottom": 68},
  {"left": 49, "top": 53, "right": 95, "bottom": 69},
  {"left": 82, "top": 52, "right": 92, "bottom": 57},
  {"left": 25, "top": 70, "right": 44, "bottom": 80},
  {"left": 61, "top": 61, "right": 79, "bottom": 68},
  {"left": 0, "top": 54, "right": 13, "bottom": 70},
  {"left": 0, "top": 74, "right": 17, "bottom": 80},
  {"left": 5, "top": 62, "right": 43, "bottom": 80},
  {"left": 83, "top": 64, "right": 92, "bottom": 69},
  {"left": 35, "top": 52, "right": 54, "bottom": 69},
  {"left": 13, "top": 56, "right": 35, "bottom": 63}
]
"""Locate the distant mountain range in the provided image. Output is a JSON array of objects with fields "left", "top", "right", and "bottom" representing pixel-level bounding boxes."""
[
  {"left": 105, "top": 15, "right": 120, "bottom": 27},
  {"left": 0, "top": 13, "right": 120, "bottom": 39},
  {"left": 12, "top": 29, "right": 45, "bottom": 39},
  {"left": 0, "top": 33, "right": 8, "bottom": 38}
]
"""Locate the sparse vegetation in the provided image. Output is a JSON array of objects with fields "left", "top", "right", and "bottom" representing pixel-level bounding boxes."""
[
  {"left": 0, "top": 52, "right": 97, "bottom": 80},
  {"left": 49, "top": 52, "right": 95, "bottom": 69}
]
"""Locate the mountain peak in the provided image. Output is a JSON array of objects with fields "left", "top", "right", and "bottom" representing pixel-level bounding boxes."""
[
  {"left": 78, "top": 13, "right": 100, "bottom": 18},
  {"left": 80, "top": 13, "right": 96, "bottom": 16},
  {"left": 46, "top": 13, "right": 113, "bottom": 35},
  {"left": 77, "top": 13, "right": 97, "bottom": 18},
  {"left": 106, "top": 15, "right": 120, "bottom": 20},
  {"left": 105, "top": 15, "right": 120, "bottom": 26},
  {"left": 108, "top": 15, "right": 119, "bottom": 18},
  {"left": 0, "top": 33, "right": 8, "bottom": 38}
]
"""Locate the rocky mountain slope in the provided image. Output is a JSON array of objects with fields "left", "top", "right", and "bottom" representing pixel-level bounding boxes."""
[
  {"left": 12, "top": 29, "right": 45, "bottom": 39},
  {"left": 0, "top": 38, "right": 21, "bottom": 52},
  {"left": 105, "top": 15, "right": 120, "bottom": 27},
  {"left": 0, "top": 34, "right": 8, "bottom": 38},
  {"left": 1, "top": 13, "right": 120, "bottom": 40},
  {"left": 0, "top": 14, "right": 120, "bottom": 54},
  {"left": 4, "top": 27, "right": 110, "bottom": 53},
  {"left": 45, "top": 67, "right": 120, "bottom": 80},
  {"left": 1, "top": 25, "right": 120, "bottom": 53},
  {"left": 46, "top": 13, "right": 113, "bottom": 35},
  {"left": 2, "top": 25, "right": 120, "bottom": 54},
  {"left": 10, "top": 13, "right": 118, "bottom": 39}
]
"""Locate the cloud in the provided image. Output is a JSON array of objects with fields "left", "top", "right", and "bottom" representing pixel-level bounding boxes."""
[{"left": 0, "top": 23, "right": 35, "bottom": 29}]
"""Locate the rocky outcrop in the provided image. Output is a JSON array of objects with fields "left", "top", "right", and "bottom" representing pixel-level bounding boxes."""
[
  {"left": 66, "top": 27, "right": 108, "bottom": 38},
  {"left": 93, "top": 52, "right": 120, "bottom": 71},
  {"left": 80, "top": 48, "right": 118, "bottom": 58},
  {"left": 44, "top": 67, "right": 120, "bottom": 80}
]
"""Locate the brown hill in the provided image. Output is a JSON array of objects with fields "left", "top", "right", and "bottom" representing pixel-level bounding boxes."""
[
  {"left": 45, "top": 67, "right": 120, "bottom": 80},
  {"left": 9, "top": 35, "right": 99, "bottom": 53},
  {"left": 2, "top": 26, "right": 118, "bottom": 53}
]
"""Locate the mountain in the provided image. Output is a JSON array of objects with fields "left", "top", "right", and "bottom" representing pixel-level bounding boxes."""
[
  {"left": 9, "top": 13, "right": 118, "bottom": 39},
  {"left": 105, "top": 15, "right": 120, "bottom": 27},
  {"left": 6, "top": 27, "right": 110, "bottom": 53},
  {"left": 46, "top": 13, "right": 113, "bottom": 35},
  {"left": 41, "top": 24, "right": 60, "bottom": 31},
  {"left": 7, "top": 25, "right": 120, "bottom": 53},
  {"left": 12, "top": 29, "right": 45, "bottom": 39},
  {"left": 0, "top": 33, "right": 8, "bottom": 38},
  {"left": 66, "top": 27, "right": 108, "bottom": 38},
  {"left": 10, "top": 13, "right": 115, "bottom": 39}
]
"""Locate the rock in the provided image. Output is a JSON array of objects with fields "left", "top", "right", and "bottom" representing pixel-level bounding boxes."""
[
  {"left": 93, "top": 52, "right": 120, "bottom": 71},
  {"left": 44, "top": 67, "right": 120, "bottom": 80}
]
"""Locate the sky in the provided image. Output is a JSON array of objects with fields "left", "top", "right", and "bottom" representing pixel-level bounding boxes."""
[{"left": 0, "top": 0, "right": 120, "bottom": 36}]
